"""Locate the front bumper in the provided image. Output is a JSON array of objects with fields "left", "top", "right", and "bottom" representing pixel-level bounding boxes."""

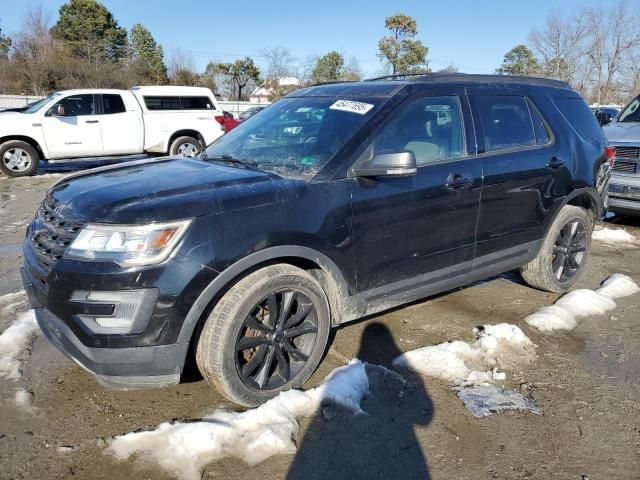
[
  {"left": 22, "top": 267, "right": 189, "bottom": 389},
  {"left": 608, "top": 173, "right": 640, "bottom": 214}
]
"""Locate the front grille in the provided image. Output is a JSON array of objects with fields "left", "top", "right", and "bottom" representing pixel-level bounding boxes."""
[
  {"left": 27, "top": 199, "right": 84, "bottom": 277},
  {"left": 612, "top": 160, "right": 637, "bottom": 174},
  {"left": 614, "top": 146, "right": 640, "bottom": 159}
]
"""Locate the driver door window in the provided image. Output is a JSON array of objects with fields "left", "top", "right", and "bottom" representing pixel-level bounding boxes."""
[
  {"left": 56, "top": 94, "right": 96, "bottom": 116},
  {"left": 373, "top": 96, "right": 466, "bottom": 165}
]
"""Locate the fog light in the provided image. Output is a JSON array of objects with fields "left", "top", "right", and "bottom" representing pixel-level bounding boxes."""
[{"left": 70, "top": 289, "right": 158, "bottom": 334}]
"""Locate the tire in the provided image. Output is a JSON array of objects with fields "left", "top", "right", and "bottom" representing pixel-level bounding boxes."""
[
  {"left": 0, "top": 140, "right": 39, "bottom": 177},
  {"left": 196, "top": 264, "right": 331, "bottom": 407},
  {"left": 169, "top": 136, "right": 202, "bottom": 158},
  {"left": 520, "top": 205, "right": 592, "bottom": 293}
]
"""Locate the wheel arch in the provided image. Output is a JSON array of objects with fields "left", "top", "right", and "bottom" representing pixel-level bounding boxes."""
[
  {"left": 177, "top": 246, "right": 352, "bottom": 345},
  {"left": 0, "top": 135, "right": 45, "bottom": 159},
  {"left": 167, "top": 129, "right": 206, "bottom": 153},
  {"left": 543, "top": 187, "right": 602, "bottom": 233}
]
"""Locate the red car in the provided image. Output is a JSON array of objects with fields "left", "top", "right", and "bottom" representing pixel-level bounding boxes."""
[{"left": 215, "top": 111, "right": 240, "bottom": 133}]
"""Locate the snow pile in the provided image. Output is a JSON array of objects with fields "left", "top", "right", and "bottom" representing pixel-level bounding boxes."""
[
  {"left": 0, "top": 290, "right": 27, "bottom": 318},
  {"left": 0, "top": 310, "right": 38, "bottom": 380},
  {"left": 526, "top": 273, "right": 639, "bottom": 332},
  {"left": 592, "top": 227, "right": 639, "bottom": 248},
  {"left": 109, "top": 360, "right": 369, "bottom": 480},
  {"left": 453, "top": 384, "right": 541, "bottom": 418},
  {"left": 14, "top": 389, "right": 35, "bottom": 412},
  {"left": 392, "top": 323, "right": 536, "bottom": 384}
]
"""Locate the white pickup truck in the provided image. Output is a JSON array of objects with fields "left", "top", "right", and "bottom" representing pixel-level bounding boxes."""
[{"left": 0, "top": 86, "right": 226, "bottom": 176}]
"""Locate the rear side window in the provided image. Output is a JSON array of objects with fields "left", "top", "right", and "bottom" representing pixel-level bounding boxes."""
[
  {"left": 554, "top": 97, "right": 604, "bottom": 140},
  {"left": 475, "top": 95, "right": 534, "bottom": 151},
  {"left": 527, "top": 99, "right": 551, "bottom": 145},
  {"left": 102, "top": 94, "right": 126, "bottom": 114},
  {"left": 180, "top": 96, "right": 213, "bottom": 110},
  {"left": 144, "top": 96, "right": 181, "bottom": 110}
]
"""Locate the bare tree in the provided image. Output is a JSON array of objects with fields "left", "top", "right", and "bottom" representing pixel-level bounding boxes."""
[{"left": 261, "top": 46, "right": 297, "bottom": 99}]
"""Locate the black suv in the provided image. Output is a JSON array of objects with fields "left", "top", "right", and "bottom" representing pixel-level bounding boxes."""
[{"left": 22, "top": 74, "right": 612, "bottom": 406}]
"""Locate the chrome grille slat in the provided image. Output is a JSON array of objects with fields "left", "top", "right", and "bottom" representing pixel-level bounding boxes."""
[
  {"left": 614, "top": 146, "right": 640, "bottom": 159},
  {"left": 612, "top": 160, "right": 637, "bottom": 174}
]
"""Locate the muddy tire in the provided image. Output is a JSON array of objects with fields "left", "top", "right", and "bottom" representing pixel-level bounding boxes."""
[
  {"left": 169, "top": 136, "right": 202, "bottom": 157},
  {"left": 0, "top": 140, "right": 39, "bottom": 177},
  {"left": 520, "top": 205, "right": 592, "bottom": 293},
  {"left": 196, "top": 264, "right": 331, "bottom": 407}
]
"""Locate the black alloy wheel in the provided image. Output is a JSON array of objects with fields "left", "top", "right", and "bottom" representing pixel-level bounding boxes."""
[
  {"left": 235, "top": 289, "right": 318, "bottom": 391},
  {"left": 552, "top": 218, "right": 588, "bottom": 282}
]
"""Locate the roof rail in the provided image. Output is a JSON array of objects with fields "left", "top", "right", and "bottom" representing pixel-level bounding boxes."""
[{"left": 364, "top": 73, "right": 432, "bottom": 82}]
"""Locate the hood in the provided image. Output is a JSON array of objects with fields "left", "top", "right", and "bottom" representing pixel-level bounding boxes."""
[
  {"left": 46, "top": 156, "right": 296, "bottom": 224},
  {"left": 602, "top": 121, "right": 640, "bottom": 143}
]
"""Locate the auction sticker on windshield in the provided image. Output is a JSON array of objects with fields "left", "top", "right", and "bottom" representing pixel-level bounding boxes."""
[{"left": 329, "top": 100, "right": 375, "bottom": 115}]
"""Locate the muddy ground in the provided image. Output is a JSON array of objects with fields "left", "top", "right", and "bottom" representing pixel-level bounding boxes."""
[{"left": 0, "top": 162, "right": 639, "bottom": 479}]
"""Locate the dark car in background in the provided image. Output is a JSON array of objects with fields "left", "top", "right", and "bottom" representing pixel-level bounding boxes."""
[
  {"left": 603, "top": 94, "right": 640, "bottom": 215},
  {"left": 22, "top": 74, "right": 611, "bottom": 406},
  {"left": 593, "top": 106, "right": 620, "bottom": 126},
  {"left": 239, "top": 105, "right": 267, "bottom": 121}
]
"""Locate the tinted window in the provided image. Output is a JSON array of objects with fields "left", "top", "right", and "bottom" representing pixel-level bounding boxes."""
[
  {"left": 554, "top": 97, "right": 604, "bottom": 140},
  {"left": 144, "top": 96, "right": 181, "bottom": 110},
  {"left": 528, "top": 100, "right": 551, "bottom": 145},
  {"left": 617, "top": 96, "right": 640, "bottom": 123},
  {"left": 180, "top": 96, "right": 213, "bottom": 110},
  {"left": 373, "top": 96, "right": 466, "bottom": 165},
  {"left": 102, "top": 94, "right": 126, "bottom": 114},
  {"left": 57, "top": 94, "right": 95, "bottom": 116},
  {"left": 476, "top": 95, "right": 534, "bottom": 151}
]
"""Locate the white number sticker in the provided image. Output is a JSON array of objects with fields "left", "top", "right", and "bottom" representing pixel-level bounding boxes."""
[{"left": 329, "top": 100, "right": 375, "bottom": 115}]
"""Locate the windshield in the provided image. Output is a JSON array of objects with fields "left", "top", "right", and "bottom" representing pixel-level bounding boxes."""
[
  {"left": 204, "top": 97, "right": 381, "bottom": 179},
  {"left": 617, "top": 96, "right": 640, "bottom": 122},
  {"left": 23, "top": 93, "right": 60, "bottom": 114}
]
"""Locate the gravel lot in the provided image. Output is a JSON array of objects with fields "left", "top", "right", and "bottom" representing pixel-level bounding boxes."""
[{"left": 1, "top": 162, "right": 639, "bottom": 479}]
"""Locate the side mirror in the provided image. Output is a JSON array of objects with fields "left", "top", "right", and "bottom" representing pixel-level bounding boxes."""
[{"left": 351, "top": 151, "right": 417, "bottom": 178}]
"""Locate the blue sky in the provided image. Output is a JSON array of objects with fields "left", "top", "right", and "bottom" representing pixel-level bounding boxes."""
[{"left": 0, "top": 0, "right": 606, "bottom": 76}]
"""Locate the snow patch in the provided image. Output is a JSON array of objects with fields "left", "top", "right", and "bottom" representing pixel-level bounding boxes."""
[
  {"left": 0, "top": 291, "right": 26, "bottom": 311},
  {"left": 0, "top": 310, "right": 39, "bottom": 380},
  {"left": 526, "top": 274, "right": 639, "bottom": 332},
  {"left": 14, "top": 389, "right": 34, "bottom": 412},
  {"left": 453, "top": 384, "right": 541, "bottom": 418},
  {"left": 392, "top": 323, "right": 536, "bottom": 384},
  {"left": 109, "top": 360, "right": 369, "bottom": 480},
  {"left": 592, "top": 227, "right": 639, "bottom": 247}
]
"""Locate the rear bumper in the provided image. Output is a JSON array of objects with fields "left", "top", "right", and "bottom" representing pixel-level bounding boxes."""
[
  {"left": 22, "top": 268, "right": 188, "bottom": 389},
  {"left": 608, "top": 173, "right": 640, "bottom": 214}
]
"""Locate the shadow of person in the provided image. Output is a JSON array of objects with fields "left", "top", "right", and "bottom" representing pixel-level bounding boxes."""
[{"left": 286, "top": 322, "right": 433, "bottom": 480}]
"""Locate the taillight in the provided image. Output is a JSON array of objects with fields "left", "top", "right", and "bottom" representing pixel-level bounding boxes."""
[
  {"left": 604, "top": 145, "right": 616, "bottom": 166},
  {"left": 214, "top": 115, "right": 225, "bottom": 130}
]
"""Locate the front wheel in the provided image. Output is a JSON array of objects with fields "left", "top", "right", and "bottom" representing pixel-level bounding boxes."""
[
  {"left": 196, "top": 264, "right": 331, "bottom": 407},
  {"left": 169, "top": 136, "right": 202, "bottom": 158},
  {"left": 520, "top": 205, "right": 592, "bottom": 293},
  {"left": 0, "top": 140, "right": 39, "bottom": 177}
]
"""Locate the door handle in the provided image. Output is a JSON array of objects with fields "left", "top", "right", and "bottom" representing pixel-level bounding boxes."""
[
  {"left": 445, "top": 173, "right": 474, "bottom": 191},
  {"left": 547, "top": 156, "right": 565, "bottom": 169},
  {"left": 85, "top": 120, "right": 99, "bottom": 124}
]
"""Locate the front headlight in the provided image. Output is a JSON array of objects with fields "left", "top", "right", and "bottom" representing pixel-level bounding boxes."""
[{"left": 65, "top": 219, "right": 192, "bottom": 267}]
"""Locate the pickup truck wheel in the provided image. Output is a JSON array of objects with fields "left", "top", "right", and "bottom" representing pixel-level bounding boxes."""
[
  {"left": 520, "top": 205, "right": 592, "bottom": 293},
  {"left": 0, "top": 141, "right": 39, "bottom": 177},
  {"left": 170, "top": 136, "right": 202, "bottom": 158},
  {"left": 196, "top": 264, "right": 331, "bottom": 407}
]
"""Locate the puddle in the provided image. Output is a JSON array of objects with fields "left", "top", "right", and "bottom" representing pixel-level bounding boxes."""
[{"left": 582, "top": 337, "right": 640, "bottom": 381}]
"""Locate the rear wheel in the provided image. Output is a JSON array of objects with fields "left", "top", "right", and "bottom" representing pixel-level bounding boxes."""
[
  {"left": 0, "top": 141, "right": 39, "bottom": 177},
  {"left": 169, "top": 136, "right": 202, "bottom": 158},
  {"left": 196, "top": 264, "right": 331, "bottom": 407},
  {"left": 520, "top": 205, "right": 591, "bottom": 293}
]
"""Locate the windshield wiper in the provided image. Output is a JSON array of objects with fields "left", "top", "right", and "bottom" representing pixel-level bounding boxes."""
[{"left": 203, "top": 154, "right": 263, "bottom": 172}]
